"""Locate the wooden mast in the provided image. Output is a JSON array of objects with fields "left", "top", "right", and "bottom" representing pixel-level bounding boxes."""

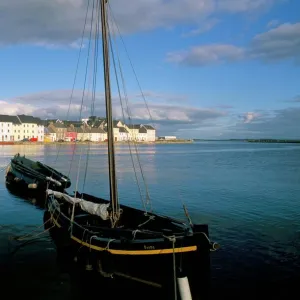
[{"left": 100, "top": 0, "right": 119, "bottom": 225}]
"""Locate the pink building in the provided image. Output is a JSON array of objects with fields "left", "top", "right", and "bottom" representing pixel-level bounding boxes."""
[{"left": 66, "top": 129, "right": 77, "bottom": 141}]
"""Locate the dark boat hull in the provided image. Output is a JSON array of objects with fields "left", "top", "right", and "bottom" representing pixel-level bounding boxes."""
[
  {"left": 45, "top": 191, "right": 215, "bottom": 299},
  {"left": 5, "top": 180, "right": 48, "bottom": 208},
  {"left": 5, "top": 154, "right": 71, "bottom": 194}
]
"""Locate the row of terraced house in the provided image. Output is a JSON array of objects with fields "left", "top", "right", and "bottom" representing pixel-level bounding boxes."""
[
  {"left": 46, "top": 119, "right": 156, "bottom": 142},
  {"left": 0, "top": 114, "right": 45, "bottom": 142},
  {"left": 0, "top": 114, "right": 156, "bottom": 142}
]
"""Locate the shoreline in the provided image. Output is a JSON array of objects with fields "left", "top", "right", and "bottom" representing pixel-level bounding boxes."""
[
  {"left": 1, "top": 139, "right": 299, "bottom": 146},
  {"left": 194, "top": 139, "right": 300, "bottom": 144},
  {"left": 0, "top": 139, "right": 194, "bottom": 146}
]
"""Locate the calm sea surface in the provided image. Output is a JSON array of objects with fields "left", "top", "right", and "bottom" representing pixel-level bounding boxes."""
[{"left": 0, "top": 141, "right": 300, "bottom": 297}]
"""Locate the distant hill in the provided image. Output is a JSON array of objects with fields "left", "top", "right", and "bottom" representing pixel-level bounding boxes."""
[{"left": 193, "top": 138, "right": 300, "bottom": 143}]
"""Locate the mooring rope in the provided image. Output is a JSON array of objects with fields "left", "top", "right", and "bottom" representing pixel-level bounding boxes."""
[{"left": 11, "top": 218, "right": 53, "bottom": 241}]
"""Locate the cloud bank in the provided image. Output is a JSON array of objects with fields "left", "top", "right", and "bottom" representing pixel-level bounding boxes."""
[
  {"left": 229, "top": 107, "right": 300, "bottom": 139},
  {"left": 168, "top": 22, "right": 300, "bottom": 66},
  {"left": 2, "top": 89, "right": 227, "bottom": 137},
  {"left": 167, "top": 44, "right": 245, "bottom": 66},
  {"left": 0, "top": 0, "right": 285, "bottom": 47},
  {"left": 1, "top": 90, "right": 299, "bottom": 139}
]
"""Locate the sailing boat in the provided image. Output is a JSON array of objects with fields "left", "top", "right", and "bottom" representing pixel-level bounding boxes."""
[{"left": 45, "top": 0, "right": 219, "bottom": 298}]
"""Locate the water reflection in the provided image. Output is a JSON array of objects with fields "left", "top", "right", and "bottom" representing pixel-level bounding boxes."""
[
  {"left": 1, "top": 142, "right": 300, "bottom": 297},
  {"left": 0, "top": 144, "right": 46, "bottom": 160},
  {"left": 5, "top": 182, "right": 47, "bottom": 209}
]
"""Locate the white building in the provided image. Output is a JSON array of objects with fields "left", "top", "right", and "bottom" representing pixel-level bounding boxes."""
[
  {"left": 0, "top": 114, "right": 45, "bottom": 142},
  {"left": 16, "top": 115, "right": 45, "bottom": 142},
  {"left": 119, "top": 127, "right": 130, "bottom": 141},
  {"left": 158, "top": 136, "right": 177, "bottom": 140},
  {"left": 45, "top": 127, "right": 57, "bottom": 142},
  {"left": 126, "top": 124, "right": 156, "bottom": 142},
  {"left": 137, "top": 126, "right": 147, "bottom": 141},
  {"left": 0, "top": 115, "right": 18, "bottom": 142},
  {"left": 126, "top": 124, "right": 140, "bottom": 141},
  {"left": 141, "top": 125, "right": 156, "bottom": 142},
  {"left": 102, "top": 120, "right": 124, "bottom": 142},
  {"left": 77, "top": 127, "right": 107, "bottom": 142}
]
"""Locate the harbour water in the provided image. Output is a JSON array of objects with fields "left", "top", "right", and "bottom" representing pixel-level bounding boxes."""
[{"left": 0, "top": 141, "right": 300, "bottom": 298}]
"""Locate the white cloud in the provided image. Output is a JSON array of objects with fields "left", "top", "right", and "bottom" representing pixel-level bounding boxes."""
[
  {"left": 3, "top": 90, "right": 227, "bottom": 128},
  {"left": 181, "top": 19, "right": 220, "bottom": 37},
  {"left": 293, "top": 96, "right": 300, "bottom": 103},
  {"left": 0, "top": 0, "right": 285, "bottom": 47},
  {"left": 168, "top": 22, "right": 300, "bottom": 66},
  {"left": 134, "top": 91, "right": 189, "bottom": 103},
  {"left": 267, "top": 19, "right": 280, "bottom": 28},
  {"left": 229, "top": 107, "right": 300, "bottom": 139},
  {"left": 249, "top": 22, "right": 300, "bottom": 62},
  {"left": 166, "top": 44, "right": 245, "bottom": 66},
  {"left": 217, "top": 0, "right": 284, "bottom": 13},
  {"left": 2, "top": 90, "right": 299, "bottom": 139},
  {"left": 0, "top": 0, "right": 213, "bottom": 46},
  {"left": 285, "top": 95, "right": 300, "bottom": 103},
  {"left": 242, "top": 112, "right": 260, "bottom": 123},
  {"left": 0, "top": 100, "right": 35, "bottom": 115}
]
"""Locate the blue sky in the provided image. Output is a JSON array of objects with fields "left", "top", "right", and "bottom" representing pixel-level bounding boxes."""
[{"left": 0, "top": 0, "right": 299, "bottom": 139}]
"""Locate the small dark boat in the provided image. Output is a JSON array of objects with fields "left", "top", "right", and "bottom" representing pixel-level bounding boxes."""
[{"left": 5, "top": 153, "right": 71, "bottom": 193}]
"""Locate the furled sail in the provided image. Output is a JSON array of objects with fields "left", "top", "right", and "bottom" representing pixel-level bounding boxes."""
[{"left": 47, "top": 189, "right": 109, "bottom": 220}]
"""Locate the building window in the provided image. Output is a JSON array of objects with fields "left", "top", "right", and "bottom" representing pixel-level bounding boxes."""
[{"left": 18, "top": 135, "right": 20, "bottom": 139}]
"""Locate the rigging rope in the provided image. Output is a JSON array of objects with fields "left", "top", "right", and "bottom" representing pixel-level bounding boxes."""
[
  {"left": 74, "top": 0, "right": 96, "bottom": 195},
  {"left": 81, "top": 0, "right": 101, "bottom": 194},
  {"left": 107, "top": 3, "right": 194, "bottom": 225},
  {"left": 107, "top": 5, "right": 153, "bottom": 212},
  {"left": 107, "top": 2, "right": 156, "bottom": 130},
  {"left": 108, "top": 22, "right": 147, "bottom": 213},
  {"left": 48, "top": 0, "right": 91, "bottom": 182},
  {"left": 108, "top": 4, "right": 194, "bottom": 223}
]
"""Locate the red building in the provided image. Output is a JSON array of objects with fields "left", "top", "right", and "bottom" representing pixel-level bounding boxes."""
[{"left": 66, "top": 129, "right": 77, "bottom": 141}]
